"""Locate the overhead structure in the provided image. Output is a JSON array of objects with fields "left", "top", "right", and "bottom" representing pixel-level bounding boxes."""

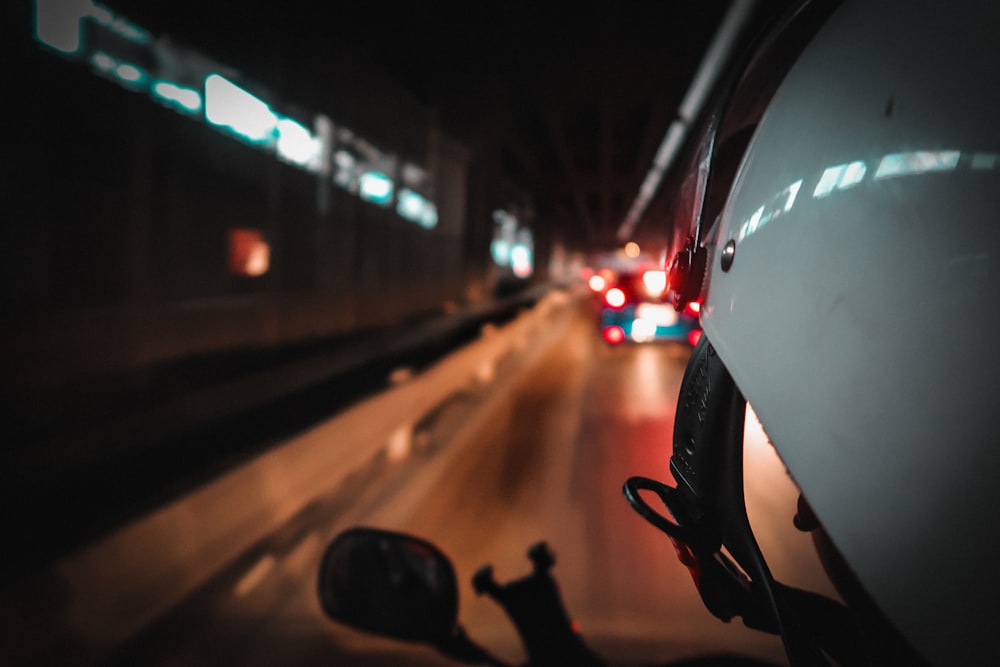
[{"left": 617, "top": 0, "right": 760, "bottom": 243}]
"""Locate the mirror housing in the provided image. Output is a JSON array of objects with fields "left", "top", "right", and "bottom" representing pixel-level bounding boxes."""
[{"left": 317, "top": 527, "right": 459, "bottom": 643}]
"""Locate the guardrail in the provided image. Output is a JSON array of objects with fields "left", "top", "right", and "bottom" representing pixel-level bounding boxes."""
[{"left": 2, "top": 288, "right": 576, "bottom": 666}]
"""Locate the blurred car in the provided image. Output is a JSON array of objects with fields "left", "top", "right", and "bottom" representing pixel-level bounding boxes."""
[{"left": 599, "top": 268, "right": 702, "bottom": 346}]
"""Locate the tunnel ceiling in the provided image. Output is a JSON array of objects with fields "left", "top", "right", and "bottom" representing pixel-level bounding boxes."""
[
  {"left": 373, "top": 1, "right": 735, "bottom": 251},
  {"left": 110, "top": 0, "right": 757, "bottom": 253}
]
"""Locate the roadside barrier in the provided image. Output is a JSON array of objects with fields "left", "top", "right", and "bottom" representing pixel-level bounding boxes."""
[{"left": 1, "top": 289, "right": 574, "bottom": 666}]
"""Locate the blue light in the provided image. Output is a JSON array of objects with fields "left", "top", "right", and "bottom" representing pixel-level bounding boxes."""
[
  {"left": 205, "top": 74, "right": 278, "bottom": 144},
  {"left": 491, "top": 239, "right": 511, "bottom": 265},
  {"left": 396, "top": 189, "right": 439, "bottom": 228},
  {"left": 396, "top": 188, "right": 425, "bottom": 221},
  {"left": 359, "top": 171, "right": 393, "bottom": 205},
  {"left": 420, "top": 203, "right": 438, "bottom": 229}
]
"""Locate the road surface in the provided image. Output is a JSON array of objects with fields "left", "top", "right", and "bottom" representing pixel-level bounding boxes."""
[{"left": 103, "top": 297, "right": 838, "bottom": 666}]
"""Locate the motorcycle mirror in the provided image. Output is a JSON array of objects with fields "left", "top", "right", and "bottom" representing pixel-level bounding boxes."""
[{"left": 317, "top": 527, "right": 459, "bottom": 643}]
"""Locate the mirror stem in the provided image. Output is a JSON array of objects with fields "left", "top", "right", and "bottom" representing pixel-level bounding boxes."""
[{"left": 437, "top": 625, "right": 513, "bottom": 667}]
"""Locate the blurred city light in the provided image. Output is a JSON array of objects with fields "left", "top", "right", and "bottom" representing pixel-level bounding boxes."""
[
  {"left": 35, "top": 0, "right": 150, "bottom": 54},
  {"left": 491, "top": 209, "right": 517, "bottom": 269},
  {"left": 395, "top": 190, "right": 438, "bottom": 228},
  {"left": 603, "top": 325, "right": 626, "bottom": 345},
  {"left": 397, "top": 189, "right": 424, "bottom": 220},
  {"left": 511, "top": 243, "right": 533, "bottom": 278},
  {"left": 420, "top": 203, "right": 438, "bottom": 229},
  {"left": 631, "top": 318, "right": 656, "bottom": 343},
  {"left": 605, "top": 287, "right": 626, "bottom": 309},
  {"left": 642, "top": 270, "right": 667, "bottom": 297},
  {"left": 87, "top": 2, "right": 150, "bottom": 44},
  {"left": 624, "top": 242, "right": 640, "bottom": 258},
  {"left": 491, "top": 239, "right": 511, "bottom": 265},
  {"left": 276, "top": 117, "right": 321, "bottom": 169},
  {"left": 152, "top": 80, "right": 203, "bottom": 113},
  {"left": 228, "top": 228, "right": 270, "bottom": 276},
  {"left": 35, "top": 0, "right": 89, "bottom": 53},
  {"left": 88, "top": 50, "right": 147, "bottom": 88},
  {"left": 114, "top": 63, "right": 144, "bottom": 83},
  {"left": 33, "top": 0, "right": 441, "bottom": 233},
  {"left": 333, "top": 150, "right": 356, "bottom": 189},
  {"left": 359, "top": 171, "right": 393, "bottom": 205},
  {"left": 513, "top": 229, "right": 535, "bottom": 277},
  {"left": 90, "top": 51, "right": 115, "bottom": 72},
  {"left": 205, "top": 74, "right": 278, "bottom": 144}
]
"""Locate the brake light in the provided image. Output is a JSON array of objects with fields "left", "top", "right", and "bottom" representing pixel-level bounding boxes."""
[
  {"left": 688, "top": 329, "right": 703, "bottom": 347},
  {"left": 605, "top": 287, "right": 627, "bottom": 308},
  {"left": 603, "top": 325, "right": 625, "bottom": 344},
  {"left": 684, "top": 301, "right": 701, "bottom": 317},
  {"left": 642, "top": 270, "right": 667, "bottom": 298}
]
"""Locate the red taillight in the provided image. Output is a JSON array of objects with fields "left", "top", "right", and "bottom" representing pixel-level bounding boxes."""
[
  {"left": 605, "top": 287, "right": 626, "bottom": 308},
  {"left": 683, "top": 301, "right": 701, "bottom": 317},
  {"left": 603, "top": 325, "right": 625, "bottom": 345},
  {"left": 688, "top": 329, "right": 703, "bottom": 347}
]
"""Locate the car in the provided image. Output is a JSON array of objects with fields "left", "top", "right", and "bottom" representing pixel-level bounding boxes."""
[{"left": 598, "top": 268, "right": 701, "bottom": 346}]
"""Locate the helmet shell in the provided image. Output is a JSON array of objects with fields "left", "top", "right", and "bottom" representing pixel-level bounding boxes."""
[{"left": 702, "top": 1, "right": 1000, "bottom": 664}]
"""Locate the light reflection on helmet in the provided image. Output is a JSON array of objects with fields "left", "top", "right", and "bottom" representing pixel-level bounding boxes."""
[
  {"left": 627, "top": 1, "right": 1000, "bottom": 665},
  {"left": 699, "top": 1, "right": 1000, "bottom": 665}
]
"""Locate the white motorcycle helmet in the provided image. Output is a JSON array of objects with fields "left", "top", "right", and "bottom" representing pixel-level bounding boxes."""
[{"left": 626, "top": 1, "right": 1000, "bottom": 665}]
